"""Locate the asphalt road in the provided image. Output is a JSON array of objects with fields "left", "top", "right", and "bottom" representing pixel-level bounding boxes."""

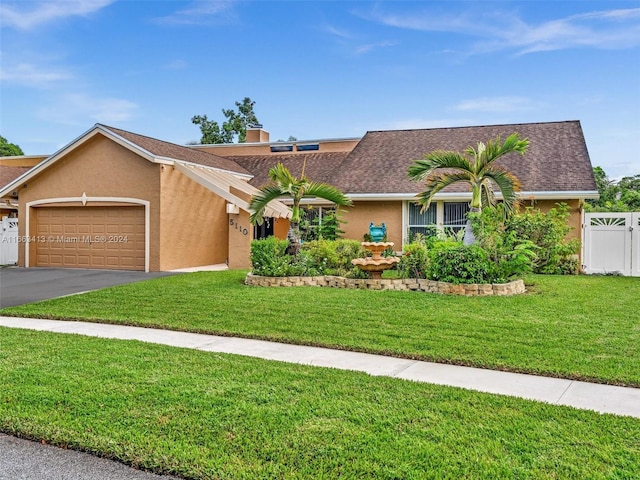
[
  {"left": 0, "top": 434, "right": 180, "bottom": 480},
  {"left": 0, "top": 267, "right": 176, "bottom": 308}
]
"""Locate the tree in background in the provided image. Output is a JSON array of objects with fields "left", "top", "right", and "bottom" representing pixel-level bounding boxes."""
[
  {"left": 408, "top": 133, "right": 529, "bottom": 245},
  {"left": 192, "top": 97, "right": 259, "bottom": 144},
  {"left": 586, "top": 167, "right": 640, "bottom": 212},
  {"left": 0, "top": 135, "right": 24, "bottom": 156}
]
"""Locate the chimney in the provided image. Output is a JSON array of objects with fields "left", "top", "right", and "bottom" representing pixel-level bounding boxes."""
[{"left": 246, "top": 124, "right": 269, "bottom": 143}]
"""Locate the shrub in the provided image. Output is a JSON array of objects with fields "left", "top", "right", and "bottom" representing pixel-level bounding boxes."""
[
  {"left": 427, "top": 244, "right": 495, "bottom": 284},
  {"left": 303, "top": 239, "right": 367, "bottom": 277},
  {"left": 504, "top": 203, "right": 579, "bottom": 274},
  {"left": 250, "top": 237, "right": 292, "bottom": 277},
  {"left": 470, "top": 203, "right": 578, "bottom": 276},
  {"left": 397, "top": 242, "right": 430, "bottom": 279},
  {"left": 251, "top": 238, "right": 368, "bottom": 278},
  {"left": 468, "top": 207, "right": 536, "bottom": 281}
]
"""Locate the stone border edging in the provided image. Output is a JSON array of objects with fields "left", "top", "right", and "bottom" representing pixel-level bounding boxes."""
[{"left": 245, "top": 273, "right": 525, "bottom": 296}]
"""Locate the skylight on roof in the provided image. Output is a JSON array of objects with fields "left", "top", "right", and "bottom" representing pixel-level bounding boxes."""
[
  {"left": 296, "top": 143, "right": 319, "bottom": 151},
  {"left": 270, "top": 145, "right": 294, "bottom": 152}
]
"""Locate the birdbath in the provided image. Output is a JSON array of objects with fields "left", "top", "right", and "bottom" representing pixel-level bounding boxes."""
[{"left": 351, "top": 223, "right": 400, "bottom": 279}]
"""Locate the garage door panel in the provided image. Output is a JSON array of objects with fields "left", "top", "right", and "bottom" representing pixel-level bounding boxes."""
[{"left": 35, "top": 206, "right": 145, "bottom": 271}]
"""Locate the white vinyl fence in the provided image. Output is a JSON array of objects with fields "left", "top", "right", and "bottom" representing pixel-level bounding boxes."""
[
  {"left": 582, "top": 212, "right": 640, "bottom": 277},
  {"left": 0, "top": 216, "right": 18, "bottom": 265}
]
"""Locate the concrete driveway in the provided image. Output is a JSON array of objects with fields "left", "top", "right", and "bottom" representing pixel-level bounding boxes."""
[{"left": 0, "top": 267, "right": 176, "bottom": 308}]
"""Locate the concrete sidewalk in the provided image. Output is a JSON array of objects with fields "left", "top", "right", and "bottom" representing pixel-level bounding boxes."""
[{"left": 1, "top": 316, "right": 639, "bottom": 418}]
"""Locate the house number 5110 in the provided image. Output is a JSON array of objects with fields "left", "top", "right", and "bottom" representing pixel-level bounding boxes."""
[{"left": 229, "top": 218, "right": 249, "bottom": 236}]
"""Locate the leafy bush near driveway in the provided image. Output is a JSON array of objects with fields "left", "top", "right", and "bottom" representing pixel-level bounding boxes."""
[{"left": 249, "top": 237, "right": 293, "bottom": 276}]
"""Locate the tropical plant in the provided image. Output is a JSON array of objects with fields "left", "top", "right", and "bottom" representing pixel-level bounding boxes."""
[
  {"left": 407, "top": 133, "right": 529, "bottom": 245},
  {"left": 249, "top": 162, "right": 352, "bottom": 254},
  {"left": 585, "top": 166, "right": 640, "bottom": 212},
  {"left": 470, "top": 203, "right": 579, "bottom": 275}
]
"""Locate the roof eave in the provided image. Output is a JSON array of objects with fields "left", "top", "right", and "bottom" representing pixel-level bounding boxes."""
[
  {"left": 153, "top": 155, "right": 253, "bottom": 179},
  {"left": 344, "top": 191, "right": 600, "bottom": 201}
]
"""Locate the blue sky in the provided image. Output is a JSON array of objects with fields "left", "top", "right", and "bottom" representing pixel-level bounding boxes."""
[{"left": 1, "top": 0, "right": 639, "bottom": 179}]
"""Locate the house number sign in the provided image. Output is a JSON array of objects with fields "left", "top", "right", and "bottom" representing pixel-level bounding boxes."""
[{"left": 229, "top": 218, "right": 249, "bottom": 236}]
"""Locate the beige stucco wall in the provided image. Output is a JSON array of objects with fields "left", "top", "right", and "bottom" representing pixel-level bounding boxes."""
[
  {"left": 340, "top": 202, "right": 403, "bottom": 246},
  {"left": 273, "top": 217, "right": 289, "bottom": 239},
  {"left": 16, "top": 134, "right": 162, "bottom": 270},
  {"left": 228, "top": 209, "right": 254, "bottom": 269},
  {"left": 158, "top": 166, "right": 229, "bottom": 270}
]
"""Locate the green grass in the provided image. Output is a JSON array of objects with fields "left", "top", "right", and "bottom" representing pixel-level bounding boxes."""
[
  {"left": 2, "top": 271, "right": 639, "bottom": 386},
  {"left": 1, "top": 327, "right": 638, "bottom": 479}
]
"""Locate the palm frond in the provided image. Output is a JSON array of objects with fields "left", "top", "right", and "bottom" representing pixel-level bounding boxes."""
[
  {"left": 249, "top": 184, "right": 288, "bottom": 225},
  {"left": 416, "top": 172, "right": 473, "bottom": 211},
  {"left": 479, "top": 178, "right": 497, "bottom": 208},
  {"left": 482, "top": 167, "right": 522, "bottom": 213},
  {"left": 268, "top": 163, "right": 296, "bottom": 187},
  {"left": 303, "top": 182, "right": 353, "bottom": 207},
  {"left": 408, "top": 151, "right": 471, "bottom": 181},
  {"left": 479, "top": 133, "right": 529, "bottom": 166}
]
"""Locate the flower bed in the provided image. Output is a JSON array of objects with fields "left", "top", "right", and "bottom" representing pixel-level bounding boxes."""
[{"left": 245, "top": 273, "right": 525, "bottom": 296}]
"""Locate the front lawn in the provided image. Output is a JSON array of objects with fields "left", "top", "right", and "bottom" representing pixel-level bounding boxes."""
[
  {"left": 1, "top": 272, "right": 638, "bottom": 386},
  {"left": 1, "top": 328, "right": 638, "bottom": 479}
]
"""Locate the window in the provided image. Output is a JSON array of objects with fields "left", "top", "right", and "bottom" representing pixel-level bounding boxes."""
[
  {"left": 406, "top": 201, "right": 470, "bottom": 241},
  {"left": 443, "top": 202, "right": 469, "bottom": 234},
  {"left": 407, "top": 202, "right": 437, "bottom": 239},
  {"left": 300, "top": 206, "right": 340, "bottom": 241}
]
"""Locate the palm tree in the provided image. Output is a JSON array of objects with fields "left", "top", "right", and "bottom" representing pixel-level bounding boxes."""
[
  {"left": 407, "top": 133, "right": 529, "bottom": 245},
  {"left": 249, "top": 162, "right": 352, "bottom": 254}
]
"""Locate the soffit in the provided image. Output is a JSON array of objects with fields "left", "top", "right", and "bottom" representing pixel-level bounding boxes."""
[{"left": 174, "top": 163, "right": 292, "bottom": 219}]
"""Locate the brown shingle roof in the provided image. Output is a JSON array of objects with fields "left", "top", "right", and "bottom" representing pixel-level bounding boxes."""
[
  {"left": 328, "top": 120, "right": 597, "bottom": 194},
  {"left": 0, "top": 166, "right": 30, "bottom": 189},
  {"left": 101, "top": 125, "right": 251, "bottom": 176},
  {"left": 224, "top": 152, "right": 351, "bottom": 188}
]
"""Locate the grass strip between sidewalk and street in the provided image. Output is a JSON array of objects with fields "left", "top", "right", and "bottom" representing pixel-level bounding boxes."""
[{"left": 1, "top": 271, "right": 638, "bottom": 386}]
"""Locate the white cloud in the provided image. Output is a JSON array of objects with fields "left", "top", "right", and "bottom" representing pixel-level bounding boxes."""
[
  {"left": 38, "top": 93, "right": 138, "bottom": 126},
  {"left": 354, "top": 40, "right": 398, "bottom": 55},
  {"left": 0, "top": 0, "right": 114, "bottom": 30},
  {"left": 321, "top": 21, "right": 397, "bottom": 55},
  {"left": 361, "top": 6, "right": 640, "bottom": 55},
  {"left": 453, "top": 96, "right": 537, "bottom": 113},
  {"left": 153, "top": 0, "right": 237, "bottom": 26},
  {"left": 0, "top": 63, "right": 72, "bottom": 88},
  {"left": 321, "top": 23, "right": 353, "bottom": 40}
]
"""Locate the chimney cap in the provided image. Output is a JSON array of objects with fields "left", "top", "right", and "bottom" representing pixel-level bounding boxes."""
[{"left": 247, "top": 123, "right": 263, "bottom": 129}]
